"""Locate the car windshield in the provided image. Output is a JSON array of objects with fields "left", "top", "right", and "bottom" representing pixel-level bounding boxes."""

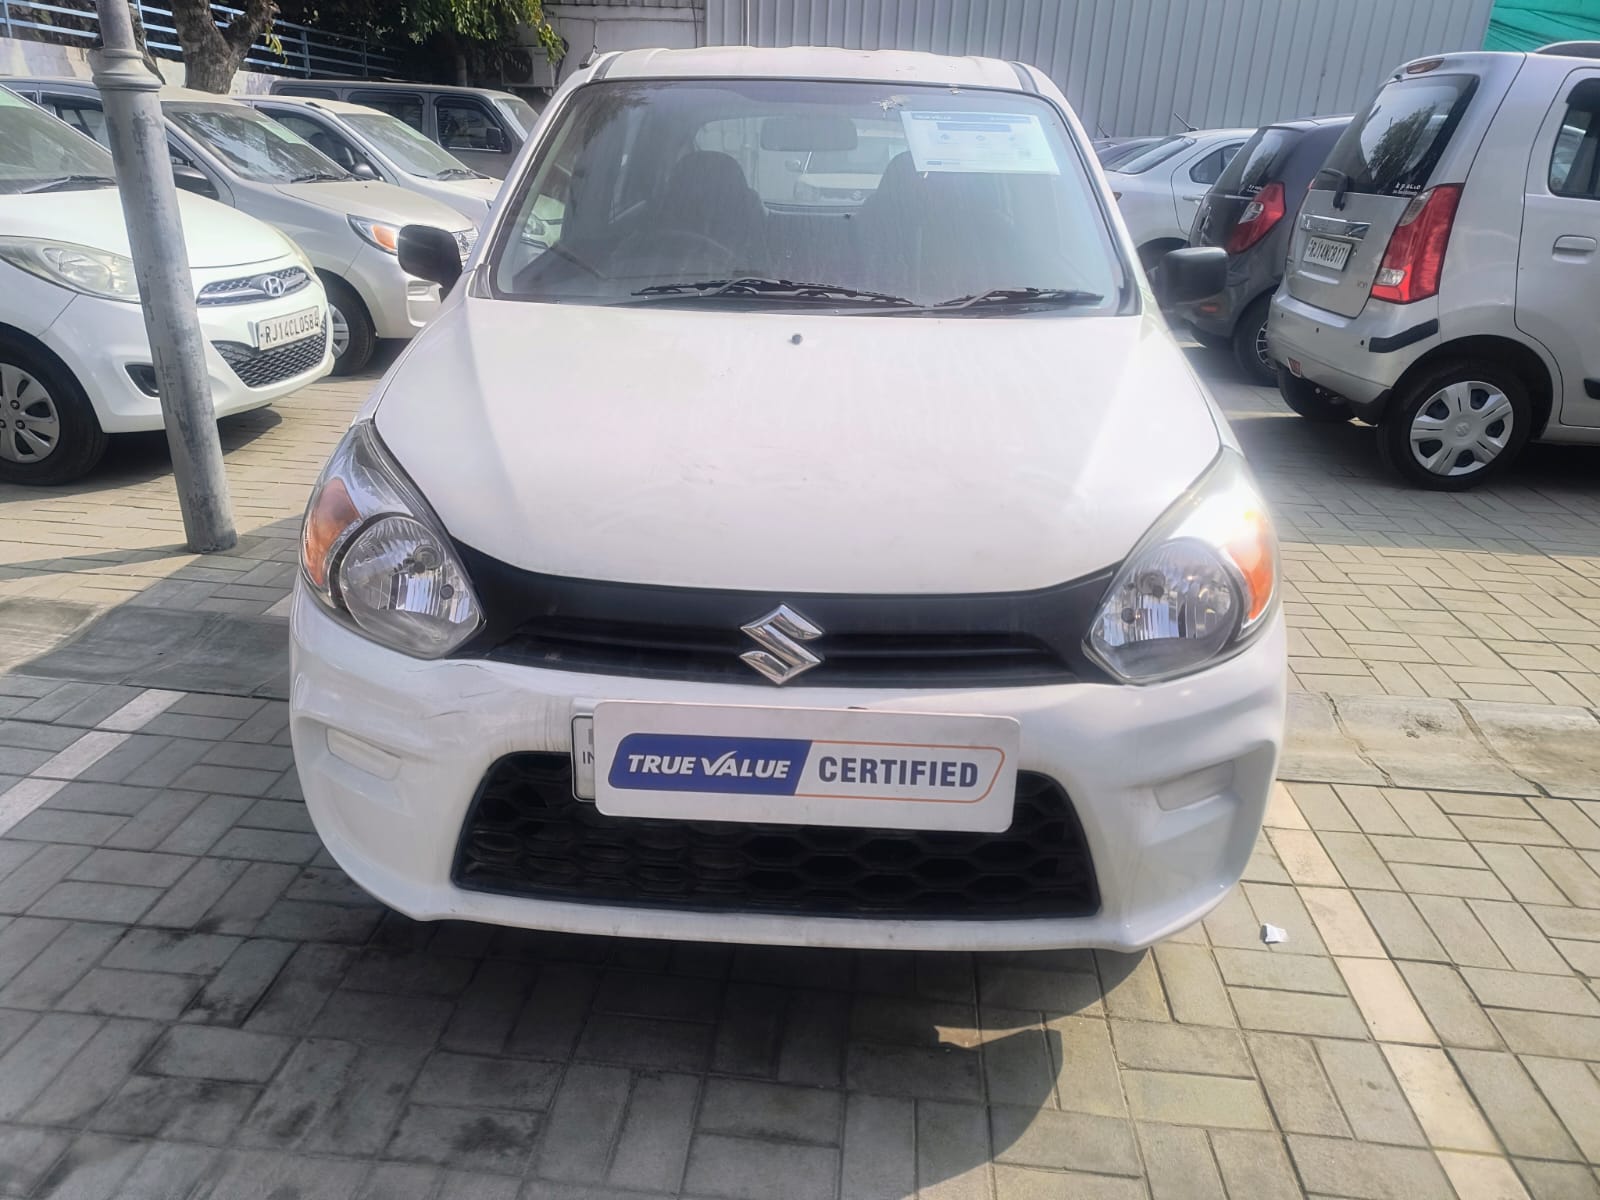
[
  {"left": 1114, "top": 135, "right": 1195, "bottom": 174},
  {"left": 491, "top": 79, "right": 1126, "bottom": 313},
  {"left": 165, "top": 101, "right": 349, "bottom": 183},
  {"left": 1317, "top": 75, "right": 1477, "bottom": 198},
  {"left": 345, "top": 110, "right": 479, "bottom": 178},
  {"left": 0, "top": 88, "right": 116, "bottom": 193},
  {"left": 496, "top": 94, "right": 538, "bottom": 136}
]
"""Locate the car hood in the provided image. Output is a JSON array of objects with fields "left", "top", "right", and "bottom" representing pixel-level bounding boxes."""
[
  {"left": 437, "top": 176, "right": 500, "bottom": 207},
  {"left": 272, "top": 179, "right": 468, "bottom": 230},
  {"left": 374, "top": 301, "right": 1222, "bottom": 594},
  {"left": 0, "top": 186, "right": 292, "bottom": 268}
]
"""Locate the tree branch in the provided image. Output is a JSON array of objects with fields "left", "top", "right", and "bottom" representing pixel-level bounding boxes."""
[{"left": 223, "top": 0, "right": 276, "bottom": 54}]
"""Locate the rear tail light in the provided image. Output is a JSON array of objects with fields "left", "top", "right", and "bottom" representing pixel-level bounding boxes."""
[
  {"left": 1370, "top": 184, "right": 1462, "bottom": 303},
  {"left": 1225, "top": 182, "right": 1286, "bottom": 254}
]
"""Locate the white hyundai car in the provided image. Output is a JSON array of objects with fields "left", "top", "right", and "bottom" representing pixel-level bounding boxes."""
[
  {"left": 1108, "top": 127, "right": 1254, "bottom": 269},
  {"left": 0, "top": 86, "right": 331, "bottom": 484},
  {"left": 290, "top": 47, "right": 1286, "bottom": 952}
]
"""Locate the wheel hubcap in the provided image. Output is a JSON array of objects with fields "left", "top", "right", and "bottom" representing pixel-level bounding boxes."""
[
  {"left": 1409, "top": 380, "right": 1513, "bottom": 477},
  {"left": 1253, "top": 321, "right": 1271, "bottom": 369},
  {"left": 330, "top": 305, "right": 350, "bottom": 359},
  {"left": 0, "top": 363, "right": 61, "bottom": 464}
]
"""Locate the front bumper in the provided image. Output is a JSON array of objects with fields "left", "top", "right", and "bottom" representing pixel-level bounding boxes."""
[
  {"left": 39, "top": 267, "right": 333, "bottom": 435},
  {"left": 1268, "top": 290, "right": 1440, "bottom": 409},
  {"left": 347, "top": 244, "right": 443, "bottom": 340},
  {"left": 290, "top": 588, "right": 1285, "bottom": 951}
]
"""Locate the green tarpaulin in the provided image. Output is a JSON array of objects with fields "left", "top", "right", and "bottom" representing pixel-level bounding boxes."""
[{"left": 1486, "top": 0, "right": 1600, "bottom": 50}]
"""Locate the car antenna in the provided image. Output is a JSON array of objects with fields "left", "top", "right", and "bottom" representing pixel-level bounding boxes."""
[{"left": 1173, "top": 111, "right": 1197, "bottom": 132}]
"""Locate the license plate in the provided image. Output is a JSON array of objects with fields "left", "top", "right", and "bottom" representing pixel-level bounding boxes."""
[
  {"left": 1303, "top": 235, "right": 1352, "bottom": 271},
  {"left": 253, "top": 305, "right": 323, "bottom": 349},
  {"left": 585, "top": 702, "right": 1020, "bottom": 832}
]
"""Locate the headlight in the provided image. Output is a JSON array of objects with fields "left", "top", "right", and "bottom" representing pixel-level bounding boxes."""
[
  {"left": 348, "top": 215, "right": 401, "bottom": 254},
  {"left": 1087, "top": 449, "right": 1277, "bottom": 684},
  {"left": 301, "top": 421, "right": 481, "bottom": 658},
  {"left": 0, "top": 237, "right": 139, "bottom": 302}
]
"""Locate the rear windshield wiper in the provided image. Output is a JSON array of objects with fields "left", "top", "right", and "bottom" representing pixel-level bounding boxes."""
[
  {"left": 1314, "top": 166, "right": 1352, "bottom": 211},
  {"left": 20, "top": 174, "right": 117, "bottom": 193},
  {"left": 934, "top": 287, "right": 1105, "bottom": 311},
  {"left": 290, "top": 171, "right": 348, "bottom": 183},
  {"left": 631, "top": 277, "right": 914, "bottom": 306}
]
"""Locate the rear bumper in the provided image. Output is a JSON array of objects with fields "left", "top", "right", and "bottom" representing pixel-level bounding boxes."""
[{"left": 1267, "top": 291, "right": 1440, "bottom": 408}]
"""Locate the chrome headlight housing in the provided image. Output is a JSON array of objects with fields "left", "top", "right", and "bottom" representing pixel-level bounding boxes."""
[
  {"left": 0, "top": 237, "right": 139, "bottom": 302},
  {"left": 1087, "top": 449, "right": 1278, "bottom": 684},
  {"left": 348, "top": 214, "right": 401, "bottom": 254},
  {"left": 301, "top": 421, "right": 481, "bottom": 658}
]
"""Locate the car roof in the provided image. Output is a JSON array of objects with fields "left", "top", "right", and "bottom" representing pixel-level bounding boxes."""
[
  {"left": 1261, "top": 115, "right": 1353, "bottom": 133},
  {"left": 279, "top": 79, "right": 523, "bottom": 101},
  {"left": 594, "top": 45, "right": 1031, "bottom": 90},
  {"left": 0, "top": 76, "right": 246, "bottom": 106},
  {"left": 245, "top": 94, "right": 375, "bottom": 117}
]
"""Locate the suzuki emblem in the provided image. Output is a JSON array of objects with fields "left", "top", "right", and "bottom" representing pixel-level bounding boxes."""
[{"left": 740, "top": 605, "right": 823, "bottom": 685}]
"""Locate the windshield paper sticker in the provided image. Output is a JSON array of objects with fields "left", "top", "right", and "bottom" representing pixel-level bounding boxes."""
[
  {"left": 607, "top": 733, "right": 1006, "bottom": 804},
  {"left": 899, "top": 111, "right": 1059, "bottom": 175}
]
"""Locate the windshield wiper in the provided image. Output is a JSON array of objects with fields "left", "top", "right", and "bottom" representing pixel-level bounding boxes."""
[
  {"left": 934, "top": 287, "right": 1105, "bottom": 311},
  {"left": 631, "top": 277, "right": 914, "bottom": 306},
  {"left": 20, "top": 174, "right": 117, "bottom": 193},
  {"left": 434, "top": 167, "right": 486, "bottom": 181},
  {"left": 290, "top": 171, "right": 348, "bottom": 183}
]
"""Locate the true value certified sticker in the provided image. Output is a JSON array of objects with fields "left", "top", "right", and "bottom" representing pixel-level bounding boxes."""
[{"left": 592, "top": 701, "right": 1020, "bottom": 832}]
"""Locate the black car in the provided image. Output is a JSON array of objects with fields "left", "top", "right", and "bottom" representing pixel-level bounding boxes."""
[{"left": 1178, "top": 116, "right": 1351, "bottom": 384}]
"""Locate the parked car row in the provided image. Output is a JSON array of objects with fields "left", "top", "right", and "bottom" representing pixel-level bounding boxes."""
[
  {"left": 0, "top": 77, "right": 513, "bottom": 482},
  {"left": 1117, "top": 43, "right": 1600, "bottom": 491}
]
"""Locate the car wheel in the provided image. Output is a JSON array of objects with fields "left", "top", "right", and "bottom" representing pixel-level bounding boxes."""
[
  {"left": 1232, "top": 298, "right": 1276, "bottom": 386},
  {"left": 1378, "top": 361, "right": 1531, "bottom": 491},
  {"left": 322, "top": 276, "right": 375, "bottom": 376},
  {"left": 0, "top": 336, "right": 108, "bottom": 486},
  {"left": 1276, "top": 367, "right": 1351, "bottom": 423}
]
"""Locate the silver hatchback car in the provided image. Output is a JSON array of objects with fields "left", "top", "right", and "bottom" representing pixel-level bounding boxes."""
[{"left": 1268, "top": 45, "right": 1600, "bottom": 489}]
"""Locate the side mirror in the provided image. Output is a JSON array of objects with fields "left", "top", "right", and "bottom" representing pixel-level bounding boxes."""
[
  {"left": 483, "top": 126, "right": 506, "bottom": 152},
  {"left": 397, "top": 224, "right": 462, "bottom": 293},
  {"left": 172, "top": 163, "right": 217, "bottom": 199},
  {"left": 1154, "top": 246, "right": 1227, "bottom": 306},
  {"left": 351, "top": 161, "right": 379, "bottom": 181}
]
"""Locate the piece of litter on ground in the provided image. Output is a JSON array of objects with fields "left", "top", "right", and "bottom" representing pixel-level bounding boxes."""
[{"left": 1261, "top": 923, "right": 1287, "bottom": 944}]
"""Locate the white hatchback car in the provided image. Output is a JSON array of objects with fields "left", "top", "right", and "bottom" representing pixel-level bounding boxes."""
[
  {"left": 1108, "top": 128, "right": 1254, "bottom": 269},
  {"left": 290, "top": 47, "right": 1286, "bottom": 952},
  {"left": 0, "top": 86, "right": 331, "bottom": 484}
]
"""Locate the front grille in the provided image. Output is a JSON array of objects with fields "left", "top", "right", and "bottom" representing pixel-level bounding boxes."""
[
  {"left": 213, "top": 320, "right": 328, "bottom": 389},
  {"left": 456, "top": 545, "right": 1115, "bottom": 688},
  {"left": 197, "top": 267, "right": 311, "bottom": 305},
  {"left": 453, "top": 754, "right": 1100, "bottom": 919}
]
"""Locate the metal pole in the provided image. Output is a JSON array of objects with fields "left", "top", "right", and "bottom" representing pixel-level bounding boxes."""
[{"left": 92, "top": 0, "right": 237, "bottom": 553}]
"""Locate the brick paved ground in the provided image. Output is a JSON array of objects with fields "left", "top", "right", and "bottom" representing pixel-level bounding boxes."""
[{"left": 0, "top": 346, "right": 1595, "bottom": 1199}]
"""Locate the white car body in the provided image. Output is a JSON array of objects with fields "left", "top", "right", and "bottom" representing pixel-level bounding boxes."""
[
  {"left": 4, "top": 78, "right": 477, "bottom": 371},
  {"left": 1, "top": 188, "right": 332, "bottom": 433},
  {"left": 238, "top": 95, "right": 502, "bottom": 224},
  {"left": 1108, "top": 128, "right": 1255, "bottom": 262},
  {"left": 289, "top": 47, "right": 1286, "bottom": 952}
]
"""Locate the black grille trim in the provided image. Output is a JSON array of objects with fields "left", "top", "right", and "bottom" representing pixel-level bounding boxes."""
[
  {"left": 197, "top": 267, "right": 312, "bottom": 305},
  {"left": 456, "top": 543, "right": 1116, "bottom": 687},
  {"left": 453, "top": 753, "right": 1100, "bottom": 920},
  {"left": 213, "top": 320, "right": 328, "bottom": 389}
]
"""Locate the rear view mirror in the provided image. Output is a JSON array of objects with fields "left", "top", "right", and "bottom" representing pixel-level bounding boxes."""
[
  {"left": 1155, "top": 246, "right": 1227, "bottom": 306},
  {"left": 172, "top": 163, "right": 217, "bottom": 200},
  {"left": 761, "top": 114, "right": 857, "bottom": 152},
  {"left": 398, "top": 224, "right": 462, "bottom": 293}
]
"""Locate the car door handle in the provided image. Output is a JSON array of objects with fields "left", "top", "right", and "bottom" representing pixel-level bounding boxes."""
[
  {"left": 1554, "top": 235, "right": 1597, "bottom": 255},
  {"left": 1181, "top": 194, "right": 1207, "bottom": 202}
]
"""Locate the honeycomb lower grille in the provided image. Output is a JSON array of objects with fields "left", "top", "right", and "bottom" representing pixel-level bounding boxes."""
[
  {"left": 453, "top": 753, "right": 1099, "bottom": 919},
  {"left": 212, "top": 321, "right": 327, "bottom": 389}
]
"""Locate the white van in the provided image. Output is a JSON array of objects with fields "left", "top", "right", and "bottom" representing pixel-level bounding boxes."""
[
  {"left": 1270, "top": 46, "right": 1600, "bottom": 489},
  {"left": 5, "top": 78, "right": 478, "bottom": 375},
  {"left": 0, "top": 86, "right": 330, "bottom": 484},
  {"left": 287, "top": 47, "right": 1286, "bottom": 952}
]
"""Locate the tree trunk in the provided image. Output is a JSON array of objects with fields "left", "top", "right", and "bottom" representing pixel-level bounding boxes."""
[{"left": 169, "top": 0, "right": 275, "bottom": 93}]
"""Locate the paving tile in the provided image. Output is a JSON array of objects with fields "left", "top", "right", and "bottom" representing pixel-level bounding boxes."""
[
  {"left": 412, "top": 1052, "right": 561, "bottom": 1113},
  {"left": 1489, "top": 1009, "right": 1600, "bottom": 1059},
  {"left": 0, "top": 1012, "right": 100, "bottom": 1120},
  {"left": 385, "top": 1104, "right": 540, "bottom": 1174},
  {"left": 683, "top": 1133, "right": 838, "bottom": 1200},
  {"left": 1337, "top": 956, "right": 1438, "bottom": 1044},
  {"left": 1047, "top": 1014, "right": 1125, "bottom": 1117},
  {"left": 0, "top": 1124, "right": 71, "bottom": 1198},
  {"left": 144, "top": 1026, "right": 292, "bottom": 1083},
  {"left": 0, "top": 921, "right": 121, "bottom": 1009},
  {"left": 1396, "top": 961, "right": 1503, "bottom": 1050},
  {"left": 535, "top": 1064, "right": 631, "bottom": 1184},
  {"left": 1287, "top": 1134, "right": 1456, "bottom": 1200},
  {"left": 1314, "top": 1037, "right": 1427, "bottom": 1147},
  {"left": 1137, "top": 1122, "right": 1225, "bottom": 1200},
  {"left": 1414, "top": 895, "right": 1512, "bottom": 969},
  {"left": 1515, "top": 1159, "right": 1600, "bottom": 1200},
  {"left": 841, "top": 1092, "right": 914, "bottom": 1200},
  {"left": 1150, "top": 942, "right": 1234, "bottom": 1026},
  {"left": 1463, "top": 966, "right": 1600, "bottom": 1015},
  {"left": 59, "top": 968, "right": 199, "bottom": 1021},
  {"left": 990, "top": 1105, "right": 1140, "bottom": 1175},
  {"left": 1520, "top": 1055, "right": 1600, "bottom": 1162},
  {"left": 1436, "top": 1151, "right": 1535, "bottom": 1200},
  {"left": 845, "top": 1038, "right": 982, "bottom": 1101},
  {"left": 93, "top": 1075, "right": 259, "bottom": 1144},
  {"left": 1108, "top": 1020, "right": 1251, "bottom": 1077},
  {"left": 1228, "top": 986, "right": 1370, "bottom": 1039},
  {"left": 1209, "top": 1129, "right": 1302, "bottom": 1200},
  {"left": 1298, "top": 886, "right": 1385, "bottom": 957},
  {"left": 1381, "top": 1043, "right": 1498, "bottom": 1152},
  {"left": 1451, "top": 1048, "right": 1582, "bottom": 1161},
  {"left": 698, "top": 1077, "right": 841, "bottom": 1144},
  {"left": 1213, "top": 947, "right": 1347, "bottom": 994},
  {"left": 604, "top": 1071, "right": 698, "bottom": 1193}
]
